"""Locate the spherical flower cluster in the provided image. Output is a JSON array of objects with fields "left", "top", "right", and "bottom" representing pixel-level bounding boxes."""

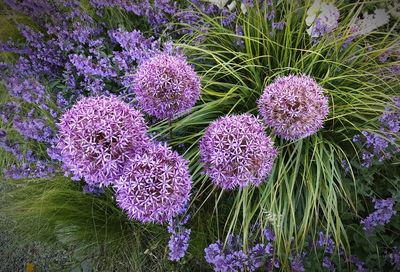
[
  {"left": 131, "top": 53, "right": 201, "bottom": 119},
  {"left": 114, "top": 142, "right": 192, "bottom": 223},
  {"left": 258, "top": 74, "right": 329, "bottom": 140},
  {"left": 199, "top": 114, "right": 277, "bottom": 189},
  {"left": 57, "top": 96, "right": 148, "bottom": 187}
]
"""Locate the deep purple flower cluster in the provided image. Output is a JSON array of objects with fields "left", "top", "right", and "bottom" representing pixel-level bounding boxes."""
[
  {"left": 57, "top": 96, "right": 149, "bottom": 187},
  {"left": 6, "top": 78, "right": 46, "bottom": 104},
  {"left": 199, "top": 114, "right": 277, "bottom": 189},
  {"left": 13, "top": 117, "right": 54, "bottom": 143},
  {"left": 0, "top": 130, "right": 56, "bottom": 179},
  {"left": 204, "top": 237, "right": 274, "bottom": 272},
  {"left": 204, "top": 228, "right": 280, "bottom": 272},
  {"left": 82, "top": 184, "right": 105, "bottom": 195},
  {"left": 316, "top": 232, "right": 335, "bottom": 254},
  {"left": 4, "top": 160, "right": 56, "bottom": 180},
  {"left": 258, "top": 74, "right": 330, "bottom": 140},
  {"left": 131, "top": 53, "right": 201, "bottom": 120},
  {"left": 322, "top": 256, "right": 335, "bottom": 272},
  {"left": 89, "top": 0, "right": 179, "bottom": 34},
  {"left": 353, "top": 97, "right": 399, "bottom": 167},
  {"left": 389, "top": 247, "right": 400, "bottom": 270},
  {"left": 89, "top": 0, "right": 148, "bottom": 16},
  {"left": 361, "top": 198, "right": 396, "bottom": 233},
  {"left": 113, "top": 142, "right": 192, "bottom": 223},
  {"left": 109, "top": 29, "right": 161, "bottom": 68},
  {"left": 167, "top": 213, "right": 191, "bottom": 261},
  {"left": 290, "top": 254, "right": 306, "bottom": 272},
  {"left": 349, "top": 256, "right": 368, "bottom": 272}
]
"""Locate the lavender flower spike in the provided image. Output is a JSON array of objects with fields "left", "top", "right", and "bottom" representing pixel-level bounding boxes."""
[
  {"left": 168, "top": 227, "right": 191, "bottom": 261},
  {"left": 200, "top": 113, "right": 277, "bottom": 189},
  {"left": 114, "top": 142, "right": 192, "bottom": 223},
  {"left": 258, "top": 74, "right": 329, "bottom": 140},
  {"left": 361, "top": 198, "right": 396, "bottom": 233},
  {"left": 57, "top": 95, "right": 149, "bottom": 187},
  {"left": 131, "top": 53, "right": 201, "bottom": 119}
]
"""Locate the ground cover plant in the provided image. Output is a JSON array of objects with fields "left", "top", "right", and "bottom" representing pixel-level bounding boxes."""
[{"left": 0, "top": 0, "right": 399, "bottom": 271}]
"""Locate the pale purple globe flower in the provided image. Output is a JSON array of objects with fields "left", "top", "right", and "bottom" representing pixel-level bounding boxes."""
[
  {"left": 199, "top": 114, "right": 277, "bottom": 189},
  {"left": 131, "top": 53, "right": 201, "bottom": 119},
  {"left": 114, "top": 142, "right": 192, "bottom": 223},
  {"left": 57, "top": 95, "right": 148, "bottom": 187},
  {"left": 258, "top": 74, "right": 329, "bottom": 140}
]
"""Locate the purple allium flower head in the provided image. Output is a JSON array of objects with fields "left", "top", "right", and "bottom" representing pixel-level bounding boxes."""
[
  {"left": 131, "top": 53, "right": 201, "bottom": 119},
  {"left": 258, "top": 74, "right": 329, "bottom": 140},
  {"left": 57, "top": 96, "right": 148, "bottom": 187},
  {"left": 114, "top": 142, "right": 192, "bottom": 223},
  {"left": 199, "top": 114, "right": 277, "bottom": 189}
]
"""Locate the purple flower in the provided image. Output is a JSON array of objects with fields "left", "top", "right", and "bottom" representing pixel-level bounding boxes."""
[
  {"left": 361, "top": 198, "right": 396, "bottom": 233},
  {"left": 199, "top": 114, "right": 277, "bottom": 189},
  {"left": 131, "top": 53, "right": 201, "bottom": 119},
  {"left": 349, "top": 256, "right": 368, "bottom": 272},
  {"left": 246, "top": 243, "right": 272, "bottom": 271},
  {"left": 263, "top": 228, "right": 276, "bottom": 242},
  {"left": 6, "top": 77, "right": 46, "bottom": 104},
  {"left": 109, "top": 29, "right": 161, "bottom": 68},
  {"left": 205, "top": 233, "right": 276, "bottom": 272},
  {"left": 82, "top": 184, "right": 105, "bottom": 195},
  {"left": 4, "top": 160, "right": 55, "bottom": 180},
  {"left": 167, "top": 212, "right": 191, "bottom": 261},
  {"left": 389, "top": 247, "right": 400, "bottom": 270},
  {"left": 353, "top": 97, "right": 399, "bottom": 167},
  {"left": 114, "top": 142, "right": 192, "bottom": 223},
  {"left": 272, "top": 21, "right": 286, "bottom": 30},
  {"left": 258, "top": 74, "right": 329, "bottom": 140},
  {"left": 317, "top": 232, "right": 335, "bottom": 254},
  {"left": 291, "top": 254, "right": 305, "bottom": 272},
  {"left": 322, "top": 256, "right": 335, "bottom": 271},
  {"left": 13, "top": 116, "right": 54, "bottom": 143},
  {"left": 168, "top": 227, "right": 191, "bottom": 261},
  {"left": 57, "top": 96, "right": 149, "bottom": 187},
  {"left": 204, "top": 241, "right": 223, "bottom": 264},
  {"left": 380, "top": 96, "right": 400, "bottom": 134}
]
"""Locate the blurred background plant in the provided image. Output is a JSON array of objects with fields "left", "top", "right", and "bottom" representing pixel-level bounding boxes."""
[{"left": 0, "top": 0, "right": 399, "bottom": 271}]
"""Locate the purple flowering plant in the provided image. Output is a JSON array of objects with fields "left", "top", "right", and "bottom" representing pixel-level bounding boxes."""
[{"left": 0, "top": 0, "right": 399, "bottom": 271}]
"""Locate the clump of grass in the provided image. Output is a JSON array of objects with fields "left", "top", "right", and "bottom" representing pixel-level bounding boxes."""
[{"left": 1, "top": 176, "right": 170, "bottom": 271}]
